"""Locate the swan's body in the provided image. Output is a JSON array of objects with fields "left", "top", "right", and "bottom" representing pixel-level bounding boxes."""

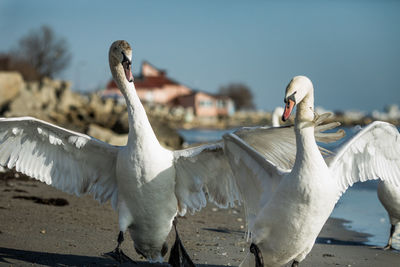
[
  {"left": 251, "top": 124, "right": 338, "bottom": 265},
  {"left": 0, "top": 41, "right": 344, "bottom": 264},
  {"left": 377, "top": 180, "right": 400, "bottom": 250},
  {"left": 224, "top": 76, "right": 400, "bottom": 266}
]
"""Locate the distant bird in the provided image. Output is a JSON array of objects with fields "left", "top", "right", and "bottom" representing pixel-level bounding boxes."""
[
  {"left": 271, "top": 107, "right": 284, "bottom": 127},
  {"left": 377, "top": 180, "right": 400, "bottom": 250},
  {"left": 223, "top": 76, "right": 400, "bottom": 267}
]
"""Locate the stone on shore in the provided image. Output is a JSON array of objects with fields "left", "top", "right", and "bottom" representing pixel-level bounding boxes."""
[
  {"left": 0, "top": 71, "right": 183, "bottom": 150},
  {"left": 0, "top": 72, "right": 24, "bottom": 107}
]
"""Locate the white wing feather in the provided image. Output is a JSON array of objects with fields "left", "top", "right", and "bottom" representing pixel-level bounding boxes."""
[
  {"left": 223, "top": 133, "right": 287, "bottom": 235},
  {"left": 329, "top": 121, "right": 400, "bottom": 198},
  {"left": 0, "top": 117, "right": 120, "bottom": 208},
  {"left": 174, "top": 142, "right": 241, "bottom": 216},
  {"left": 233, "top": 126, "right": 297, "bottom": 169}
]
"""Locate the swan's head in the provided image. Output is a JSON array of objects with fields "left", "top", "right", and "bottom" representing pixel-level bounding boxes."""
[
  {"left": 109, "top": 40, "right": 134, "bottom": 83},
  {"left": 282, "top": 75, "right": 313, "bottom": 121}
]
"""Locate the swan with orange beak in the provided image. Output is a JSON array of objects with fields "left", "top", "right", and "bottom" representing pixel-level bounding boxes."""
[{"left": 224, "top": 76, "right": 400, "bottom": 267}]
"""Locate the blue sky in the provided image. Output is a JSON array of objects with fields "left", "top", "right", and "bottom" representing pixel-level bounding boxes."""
[{"left": 0, "top": 0, "right": 399, "bottom": 112}]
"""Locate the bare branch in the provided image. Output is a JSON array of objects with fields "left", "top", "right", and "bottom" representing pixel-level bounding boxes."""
[
  {"left": 219, "top": 83, "right": 255, "bottom": 111},
  {"left": 12, "top": 25, "right": 71, "bottom": 79}
]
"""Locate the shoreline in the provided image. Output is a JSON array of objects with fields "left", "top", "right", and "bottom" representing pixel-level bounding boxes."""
[{"left": 0, "top": 175, "right": 399, "bottom": 266}]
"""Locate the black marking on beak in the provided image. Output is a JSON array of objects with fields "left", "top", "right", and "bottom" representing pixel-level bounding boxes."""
[
  {"left": 121, "top": 51, "right": 131, "bottom": 65},
  {"left": 284, "top": 91, "right": 297, "bottom": 105},
  {"left": 121, "top": 51, "right": 133, "bottom": 83}
]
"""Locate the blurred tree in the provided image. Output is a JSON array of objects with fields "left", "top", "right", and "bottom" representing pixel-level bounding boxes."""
[
  {"left": 219, "top": 83, "right": 255, "bottom": 110},
  {"left": 0, "top": 53, "right": 41, "bottom": 80},
  {"left": 11, "top": 25, "right": 71, "bottom": 79}
]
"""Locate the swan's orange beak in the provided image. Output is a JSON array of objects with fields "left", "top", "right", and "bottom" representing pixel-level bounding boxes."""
[
  {"left": 282, "top": 99, "right": 295, "bottom": 121},
  {"left": 123, "top": 61, "right": 134, "bottom": 83},
  {"left": 121, "top": 51, "right": 134, "bottom": 83}
]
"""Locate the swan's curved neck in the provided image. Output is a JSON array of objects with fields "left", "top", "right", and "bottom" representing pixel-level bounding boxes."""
[
  {"left": 111, "top": 65, "right": 161, "bottom": 148},
  {"left": 292, "top": 88, "right": 322, "bottom": 171},
  {"left": 295, "top": 91, "right": 314, "bottom": 127}
]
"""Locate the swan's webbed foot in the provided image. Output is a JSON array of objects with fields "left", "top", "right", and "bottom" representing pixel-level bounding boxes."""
[
  {"left": 168, "top": 218, "right": 195, "bottom": 267},
  {"left": 383, "top": 244, "right": 393, "bottom": 251},
  {"left": 250, "top": 243, "right": 264, "bottom": 267},
  {"left": 291, "top": 260, "right": 299, "bottom": 267},
  {"left": 382, "top": 224, "right": 395, "bottom": 251},
  {"left": 104, "top": 247, "right": 137, "bottom": 264},
  {"left": 103, "top": 231, "right": 137, "bottom": 264}
]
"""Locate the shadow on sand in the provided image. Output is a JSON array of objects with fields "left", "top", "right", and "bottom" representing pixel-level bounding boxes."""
[
  {"left": 316, "top": 237, "right": 367, "bottom": 247},
  {"left": 0, "top": 247, "right": 225, "bottom": 266}
]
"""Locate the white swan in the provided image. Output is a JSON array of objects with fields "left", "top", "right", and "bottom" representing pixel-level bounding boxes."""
[
  {"left": 377, "top": 180, "right": 400, "bottom": 250},
  {"left": 0, "top": 41, "right": 343, "bottom": 264},
  {"left": 223, "top": 76, "right": 400, "bottom": 267},
  {"left": 271, "top": 107, "right": 284, "bottom": 127}
]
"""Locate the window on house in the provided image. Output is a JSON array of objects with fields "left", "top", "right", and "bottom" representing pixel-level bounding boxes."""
[
  {"left": 217, "top": 100, "right": 226, "bottom": 108},
  {"left": 199, "top": 100, "right": 214, "bottom": 107}
]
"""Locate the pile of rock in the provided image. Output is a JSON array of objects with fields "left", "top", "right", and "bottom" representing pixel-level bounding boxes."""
[{"left": 0, "top": 71, "right": 183, "bottom": 149}]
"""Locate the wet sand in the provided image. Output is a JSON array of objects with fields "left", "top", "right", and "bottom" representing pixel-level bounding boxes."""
[{"left": 0, "top": 175, "right": 399, "bottom": 266}]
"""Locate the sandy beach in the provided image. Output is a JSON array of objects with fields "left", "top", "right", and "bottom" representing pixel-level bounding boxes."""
[{"left": 1, "top": 174, "right": 399, "bottom": 267}]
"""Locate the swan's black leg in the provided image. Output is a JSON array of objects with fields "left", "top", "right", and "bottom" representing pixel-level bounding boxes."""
[
  {"left": 103, "top": 231, "right": 137, "bottom": 264},
  {"left": 383, "top": 224, "right": 395, "bottom": 250},
  {"left": 291, "top": 260, "right": 299, "bottom": 267},
  {"left": 168, "top": 218, "right": 195, "bottom": 267},
  {"left": 250, "top": 243, "right": 264, "bottom": 267}
]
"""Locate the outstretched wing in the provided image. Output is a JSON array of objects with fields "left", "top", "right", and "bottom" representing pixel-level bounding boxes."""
[
  {"left": 233, "top": 126, "right": 297, "bottom": 170},
  {"left": 223, "top": 132, "right": 288, "bottom": 235},
  {"left": 329, "top": 121, "right": 400, "bottom": 198},
  {"left": 234, "top": 113, "right": 344, "bottom": 169},
  {"left": 173, "top": 142, "right": 241, "bottom": 216},
  {"left": 0, "top": 117, "right": 120, "bottom": 208}
]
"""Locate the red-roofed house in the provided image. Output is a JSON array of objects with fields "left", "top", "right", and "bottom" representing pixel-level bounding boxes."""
[
  {"left": 104, "top": 62, "right": 191, "bottom": 104},
  {"left": 173, "top": 91, "right": 234, "bottom": 118},
  {"left": 102, "top": 61, "right": 235, "bottom": 118}
]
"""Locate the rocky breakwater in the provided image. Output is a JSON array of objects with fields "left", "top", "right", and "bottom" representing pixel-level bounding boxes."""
[{"left": 0, "top": 71, "right": 183, "bottom": 149}]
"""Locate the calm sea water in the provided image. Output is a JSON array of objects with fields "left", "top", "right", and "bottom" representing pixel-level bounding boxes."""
[{"left": 178, "top": 126, "right": 400, "bottom": 248}]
